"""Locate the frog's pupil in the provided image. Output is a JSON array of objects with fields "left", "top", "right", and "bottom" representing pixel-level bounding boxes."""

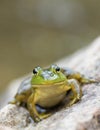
[
  {"left": 56, "top": 67, "right": 60, "bottom": 72},
  {"left": 33, "top": 69, "right": 37, "bottom": 74}
]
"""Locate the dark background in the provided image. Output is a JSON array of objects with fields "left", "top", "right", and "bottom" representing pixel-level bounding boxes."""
[{"left": 0, "top": 0, "right": 100, "bottom": 93}]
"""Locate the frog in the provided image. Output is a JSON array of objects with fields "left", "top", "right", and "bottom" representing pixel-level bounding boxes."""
[{"left": 11, "top": 64, "right": 95, "bottom": 122}]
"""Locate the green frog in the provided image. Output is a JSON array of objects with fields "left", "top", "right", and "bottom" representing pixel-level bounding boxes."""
[{"left": 11, "top": 64, "right": 95, "bottom": 122}]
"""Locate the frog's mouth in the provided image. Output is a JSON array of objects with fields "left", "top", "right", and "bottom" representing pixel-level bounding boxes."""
[{"left": 32, "top": 80, "right": 67, "bottom": 88}]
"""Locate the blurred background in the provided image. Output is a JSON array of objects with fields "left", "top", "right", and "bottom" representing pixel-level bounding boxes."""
[{"left": 0, "top": 0, "right": 100, "bottom": 93}]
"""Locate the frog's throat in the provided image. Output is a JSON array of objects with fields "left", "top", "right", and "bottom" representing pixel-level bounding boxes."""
[{"left": 31, "top": 80, "right": 67, "bottom": 88}]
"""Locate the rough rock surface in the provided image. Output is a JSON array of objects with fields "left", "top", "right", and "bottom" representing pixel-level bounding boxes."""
[
  {"left": 0, "top": 125, "right": 16, "bottom": 130},
  {"left": 0, "top": 37, "right": 100, "bottom": 130}
]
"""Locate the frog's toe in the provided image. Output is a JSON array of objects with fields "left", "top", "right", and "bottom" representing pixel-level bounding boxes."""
[
  {"left": 35, "top": 117, "right": 42, "bottom": 122},
  {"left": 39, "top": 113, "right": 51, "bottom": 120},
  {"left": 69, "top": 97, "right": 81, "bottom": 106},
  {"left": 34, "top": 113, "right": 51, "bottom": 122},
  {"left": 9, "top": 99, "right": 17, "bottom": 104},
  {"left": 64, "top": 97, "right": 79, "bottom": 108}
]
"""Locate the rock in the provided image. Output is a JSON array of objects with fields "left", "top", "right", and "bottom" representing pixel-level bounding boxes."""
[
  {"left": 0, "top": 105, "right": 33, "bottom": 130},
  {"left": 0, "top": 37, "right": 100, "bottom": 130},
  {"left": 77, "top": 109, "right": 100, "bottom": 130},
  {"left": 0, "top": 125, "right": 16, "bottom": 130}
]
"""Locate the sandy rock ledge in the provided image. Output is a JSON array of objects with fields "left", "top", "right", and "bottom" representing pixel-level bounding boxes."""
[{"left": 0, "top": 37, "right": 100, "bottom": 130}]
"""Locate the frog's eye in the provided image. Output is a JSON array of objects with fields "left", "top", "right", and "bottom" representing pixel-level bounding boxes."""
[
  {"left": 33, "top": 67, "right": 42, "bottom": 75},
  {"left": 50, "top": 64, "right": 60, "bottom": 72},
  {"left": 55, "top": 66, "right": 60, "bottom": 72},
  {"left": 33, "top": 68, "right": 38, "bottom": 75}
]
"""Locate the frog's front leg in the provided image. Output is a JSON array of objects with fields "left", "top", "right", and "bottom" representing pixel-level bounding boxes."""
[
  {"left": 65, "top": 79, "right": 82, "bottom": 107},
  {"left": 27, "top": 93, "right": 51, "bottom": 122}
]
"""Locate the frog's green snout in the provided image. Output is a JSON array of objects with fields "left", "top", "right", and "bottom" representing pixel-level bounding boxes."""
[{"left": 31, "top": 64, "right": 66, "bottom": 85}]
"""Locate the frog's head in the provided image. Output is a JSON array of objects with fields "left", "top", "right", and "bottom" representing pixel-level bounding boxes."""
[{"left": 31, "top": 64, "right": 66, "bottom": 85}]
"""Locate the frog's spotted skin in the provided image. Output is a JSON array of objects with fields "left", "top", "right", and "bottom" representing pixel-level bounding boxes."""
[{"left": 11, "top": 64, "right": 94, "bottom": 122}]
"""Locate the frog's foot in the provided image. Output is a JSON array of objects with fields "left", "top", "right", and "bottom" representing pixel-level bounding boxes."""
[
  {"left": 33, "top": 115, "right": 41, "bottom": 122},
  {"left": 65, "top": 96, "right": 80, "bottom": 108},
  {"left": 39, "top": 113, "right": 51, "bottom": 120},
  {"left": 68, "top": 97, "right": 80, "bottom": 107},
  {"left": 33, "top": 113, "right": 51, "bottom": 122},
  {"left": 9, "top": 100, "right": 16, "bottom": 104},
  {"left": 9, "top": 99, "right": 21, "bottom": 105},
  {"left": 80, "top": 77, "right": 97, "bottom": 84}
]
